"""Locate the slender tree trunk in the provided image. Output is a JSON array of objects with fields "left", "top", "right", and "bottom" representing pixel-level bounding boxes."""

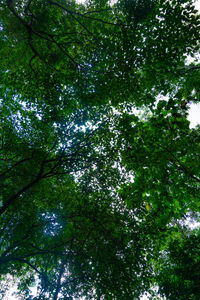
[{"left": 53, "top": 263, "right": 65, "bottom": 300}]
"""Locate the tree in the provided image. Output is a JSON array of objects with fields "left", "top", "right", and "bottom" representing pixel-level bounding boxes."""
[
  {"left": 1, "top": 0, "right": 199, "bottom": 109},
  {"left": 119, "top": 99, "right": 200, "bottom": 220},
  {"left": 0, "top": 0, "right": 200, "bottom": 299}
]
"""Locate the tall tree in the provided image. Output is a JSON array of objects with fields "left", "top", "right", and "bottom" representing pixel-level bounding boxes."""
[{"left": 0, "top": 0, "right": 200, "bottom": 299}]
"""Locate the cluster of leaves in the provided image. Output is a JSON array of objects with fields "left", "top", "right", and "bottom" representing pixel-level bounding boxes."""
[
  {"left": 156, "top": 229, "right": 200, "bottom": 299},
  {"left": 0, "top": 0, "right": 200, "bottom": 299},
  {"left": 120, "top": 100, "right": 200, "bottom": 216}
]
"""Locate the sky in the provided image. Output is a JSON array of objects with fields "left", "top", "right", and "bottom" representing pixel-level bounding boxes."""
[
  {"left": 3, "top": 0, "right": 200, "bottom": 299},
  {"left": 188, "top": 102, "right": 200, "bottom": 128}
]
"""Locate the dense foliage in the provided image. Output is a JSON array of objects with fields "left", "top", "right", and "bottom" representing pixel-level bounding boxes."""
[{"left": 0, "top": 0, "right": 200, "bottom": 299}]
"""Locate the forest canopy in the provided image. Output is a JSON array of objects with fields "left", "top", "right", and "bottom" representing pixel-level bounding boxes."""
[{"left": 0, "top": 0, "right": 200, "bottom": 299}]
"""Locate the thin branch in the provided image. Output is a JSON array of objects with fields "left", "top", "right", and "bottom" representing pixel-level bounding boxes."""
[
  {"left": 0, "top": 152, "right": 35, "bottom": 177},
  {"left": 179, "top": 65, "right": 200, "bottom": 74},
  {"left": 164, "top": 146, "right": 200, "bottom": 183},
  {"left": 0, "top": 160, "right": 46, "bottom": 216},
  {"left": 48, "top": 2, "right": 123, "bottom": 27},
  {"left": 29, "top": 54, "right": 37, "bottom": 74},
  {"left": 22, "top": 259, "right": 55, "bottom": 288},
  {"left": 24, "top": 0, "right": 33, "bottom": 14},
  {"left": 47, "top": 0, "right": 101, "bottom": 43}
]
